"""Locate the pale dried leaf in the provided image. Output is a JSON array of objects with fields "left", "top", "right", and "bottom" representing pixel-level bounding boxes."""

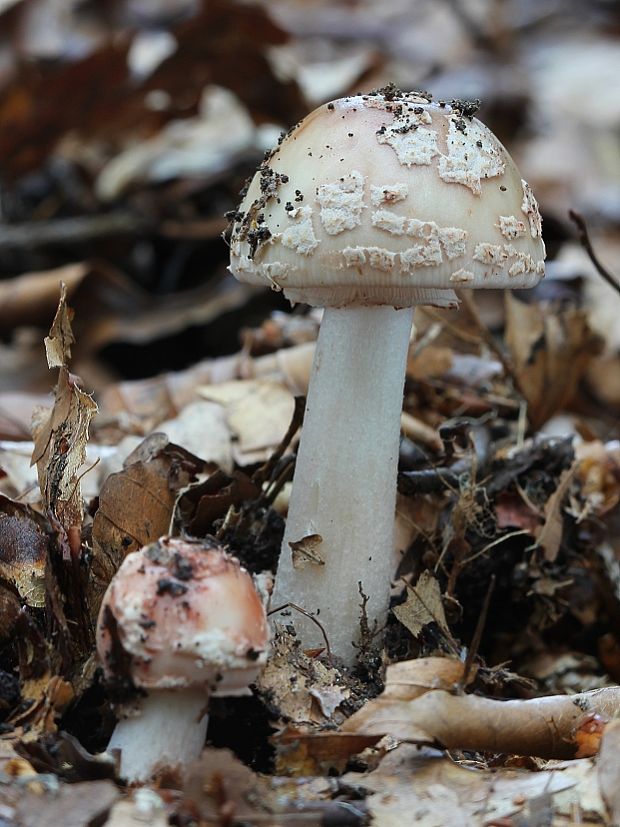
[
  {"left": 95, "top": 86, "right": 256, "bottom": 200},
  {"left": 534, "top": 460, "right": 578, "bottom": 562},
  {"left": 352, "top": 745, "right": 599, "bottom": 827},
  {"left": 290, "top": 533, "right": 325, "bottom": 570},
  {"left": 199, "top": 378, "right": 295, "bottom": 464},
  {"left": 384, "top": 658, "right": 470, "bottom": 700},
  {"left": 157, "top": 399, "right": 232, "bottom": 472},
  {"left": 257, "top": 632, "right": 349, "bottom": 726},
  {"left": 43, "top": 282, "right": 74, "bottom": 369},
  {"left": 393, "top": 571, "right": 449, "bottom": 638}
]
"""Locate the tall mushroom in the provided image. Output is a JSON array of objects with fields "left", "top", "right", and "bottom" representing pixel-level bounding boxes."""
[
  {"left": 97, "top": 536, "right": 269, "bottom": 783},
  {"left": 228, "top": 87, "right": 545, "bottom": 665}
]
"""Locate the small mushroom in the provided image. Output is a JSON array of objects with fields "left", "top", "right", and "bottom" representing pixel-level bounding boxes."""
[
  {"left": 228, "top": 88, "right": 545, "bottom": 665},
  {"left": 96, "top": 536, "right": 269, "bottom": 783}
]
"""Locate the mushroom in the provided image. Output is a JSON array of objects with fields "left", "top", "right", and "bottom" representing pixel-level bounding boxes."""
[
  {"left": 228, "top": 87, "right": 545, "bottom": 665},
  {"left": 96, "top": 536, "right": 269, "bottom": 783}
]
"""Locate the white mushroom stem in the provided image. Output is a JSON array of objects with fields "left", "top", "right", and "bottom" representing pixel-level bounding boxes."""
[
  {"left": 271, "top": 305, "right": 413, "bottom": 665},
  {"left": 108, "top": 689, "right": 209, "bottom": 783}
]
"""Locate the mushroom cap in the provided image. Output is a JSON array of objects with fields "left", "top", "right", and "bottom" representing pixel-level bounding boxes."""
[
  {"left": 229, "top": 88, "right": 545, "bottom": 308},
  {"left": 96, "top": 537, "right": 269, "bottom": 693}
]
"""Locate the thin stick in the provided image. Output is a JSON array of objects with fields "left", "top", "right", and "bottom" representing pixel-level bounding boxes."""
[
  {"left": 462, "top": 574, "right": 495, "bottom": 687},
  {"left": 568, "top": 209, "right": 620, "bottom": 297},
  {"left": 268, "top": 601, "right": 333, "bottom": 665}
]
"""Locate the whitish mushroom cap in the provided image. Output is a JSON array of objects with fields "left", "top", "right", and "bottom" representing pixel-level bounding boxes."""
[
  {"left": 229, "top": 87, "right": 545, "bottom": 308},
  {"left": 96, "top": 537, "right": 269, "bottom": 693}
]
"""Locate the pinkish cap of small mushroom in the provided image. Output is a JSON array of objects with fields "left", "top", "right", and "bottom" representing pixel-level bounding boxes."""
[{"left": 97, "top": 537, "right": 269, "bottom": 694}]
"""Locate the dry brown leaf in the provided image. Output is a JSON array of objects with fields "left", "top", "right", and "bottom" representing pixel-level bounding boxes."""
[
  {"left": 399, "top": 411, "right": 442, "bottom": 453},
  {"left": 99, "top": 342, "right": 314, "bottom": 427},
  {"left": 183, "top": 746, "right": 339, "bottom": 823},
  {"left": 95, "top": 85, "right": 256, "bottom": 200},
  {"left": 407, "top": 344, "right": 453, "bottom": 380},
  {"left": 289, "top": 533, "right": 325, "bottom": 570},
  {"left": 380, "top": 658, "right": 471, "bottom": 702},
  {"left": 0, "top": 0, "right": 303, "bottom": 179},
  {"left": 342, "top": 663, "right": 620, "bottom": 759},
  {"left": 534, "top": 460, "right": 579, "bottom": 562},
  {"left": 274, "top": 728, "right": 381, "bottom": 777},
  {"left": 504, "top": 292, "right": 602, "bottom": 430},
  {"left": 172, "top": 467, "right": 258, "bottom": 537},
  {"left": 89, "top": 434, "right": 206, "bottom": 620},
  {"left": 156, "top": 400, "right": 233, "bottom": 473},
  {"left": 43, "top": 281, "right": 75, "bottom": 368},
  {"left": 393, "top": 571, "right": 450, "bottom": 639},
  {"left": 9, "top": 674, "right": 74, "bottom": 738},
  {"left": 31, "top": 284, "right": 97, "bottom": 534},
  {"left": 31, "top": 366, "right": 98, "bottom": 532}
]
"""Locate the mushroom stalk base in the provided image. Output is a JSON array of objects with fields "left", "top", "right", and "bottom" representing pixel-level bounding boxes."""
[
  {"left": 109, "top": 689, "right": 208, "bottom": 783},
  {"left": 271, "top": 305, "right": 413, "bottom": 665}
]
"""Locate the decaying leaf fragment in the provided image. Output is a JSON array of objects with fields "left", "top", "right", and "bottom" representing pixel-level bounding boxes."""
[
  {"left": 0, "top": 495, "right": 49, "bottom": 607},
  {"left": 534, "top": 460, "right": 579, "bottom": 562},
  {"left": 9, "top": 675, "right": 74, "bottom": 739},
  {"left": 31, "top": 283, "right": 98, "bottom": 535},
  {"left": 257, "top": 631, "right": 350, "bottom": 728},
  {"left": 290, "top": 533, "right": 324, "bottom": 570},
  {"left": 393, "top": 570, "right": 450, "bottom": 639},
  {"left": 349, "top": 743, "right": 606, "bottom": 827},
  {"left": 504, "top": 292, "right": 602, "bottom": 430}
]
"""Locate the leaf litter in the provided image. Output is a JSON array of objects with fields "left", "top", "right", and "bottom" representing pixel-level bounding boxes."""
[{"left": 1, "top": 1, "right": 620, "bottom": 825}]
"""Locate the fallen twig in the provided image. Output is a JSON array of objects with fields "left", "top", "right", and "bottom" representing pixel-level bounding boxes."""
[{"left": 569, "top": 208, "right": 620, "bottom": 297}]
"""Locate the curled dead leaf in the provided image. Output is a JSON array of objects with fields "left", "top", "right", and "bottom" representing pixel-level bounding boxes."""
[{"left": 504, "top": 292, "right": 602, "bottom": 430}]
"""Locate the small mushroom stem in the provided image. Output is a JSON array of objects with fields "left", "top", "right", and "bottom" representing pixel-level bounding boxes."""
[
  {"left": 271, "top": 305, "right": 413, "bottom": 665},
  {"left": 109, "top": 688, "right": 209, "bottom": 783}
]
